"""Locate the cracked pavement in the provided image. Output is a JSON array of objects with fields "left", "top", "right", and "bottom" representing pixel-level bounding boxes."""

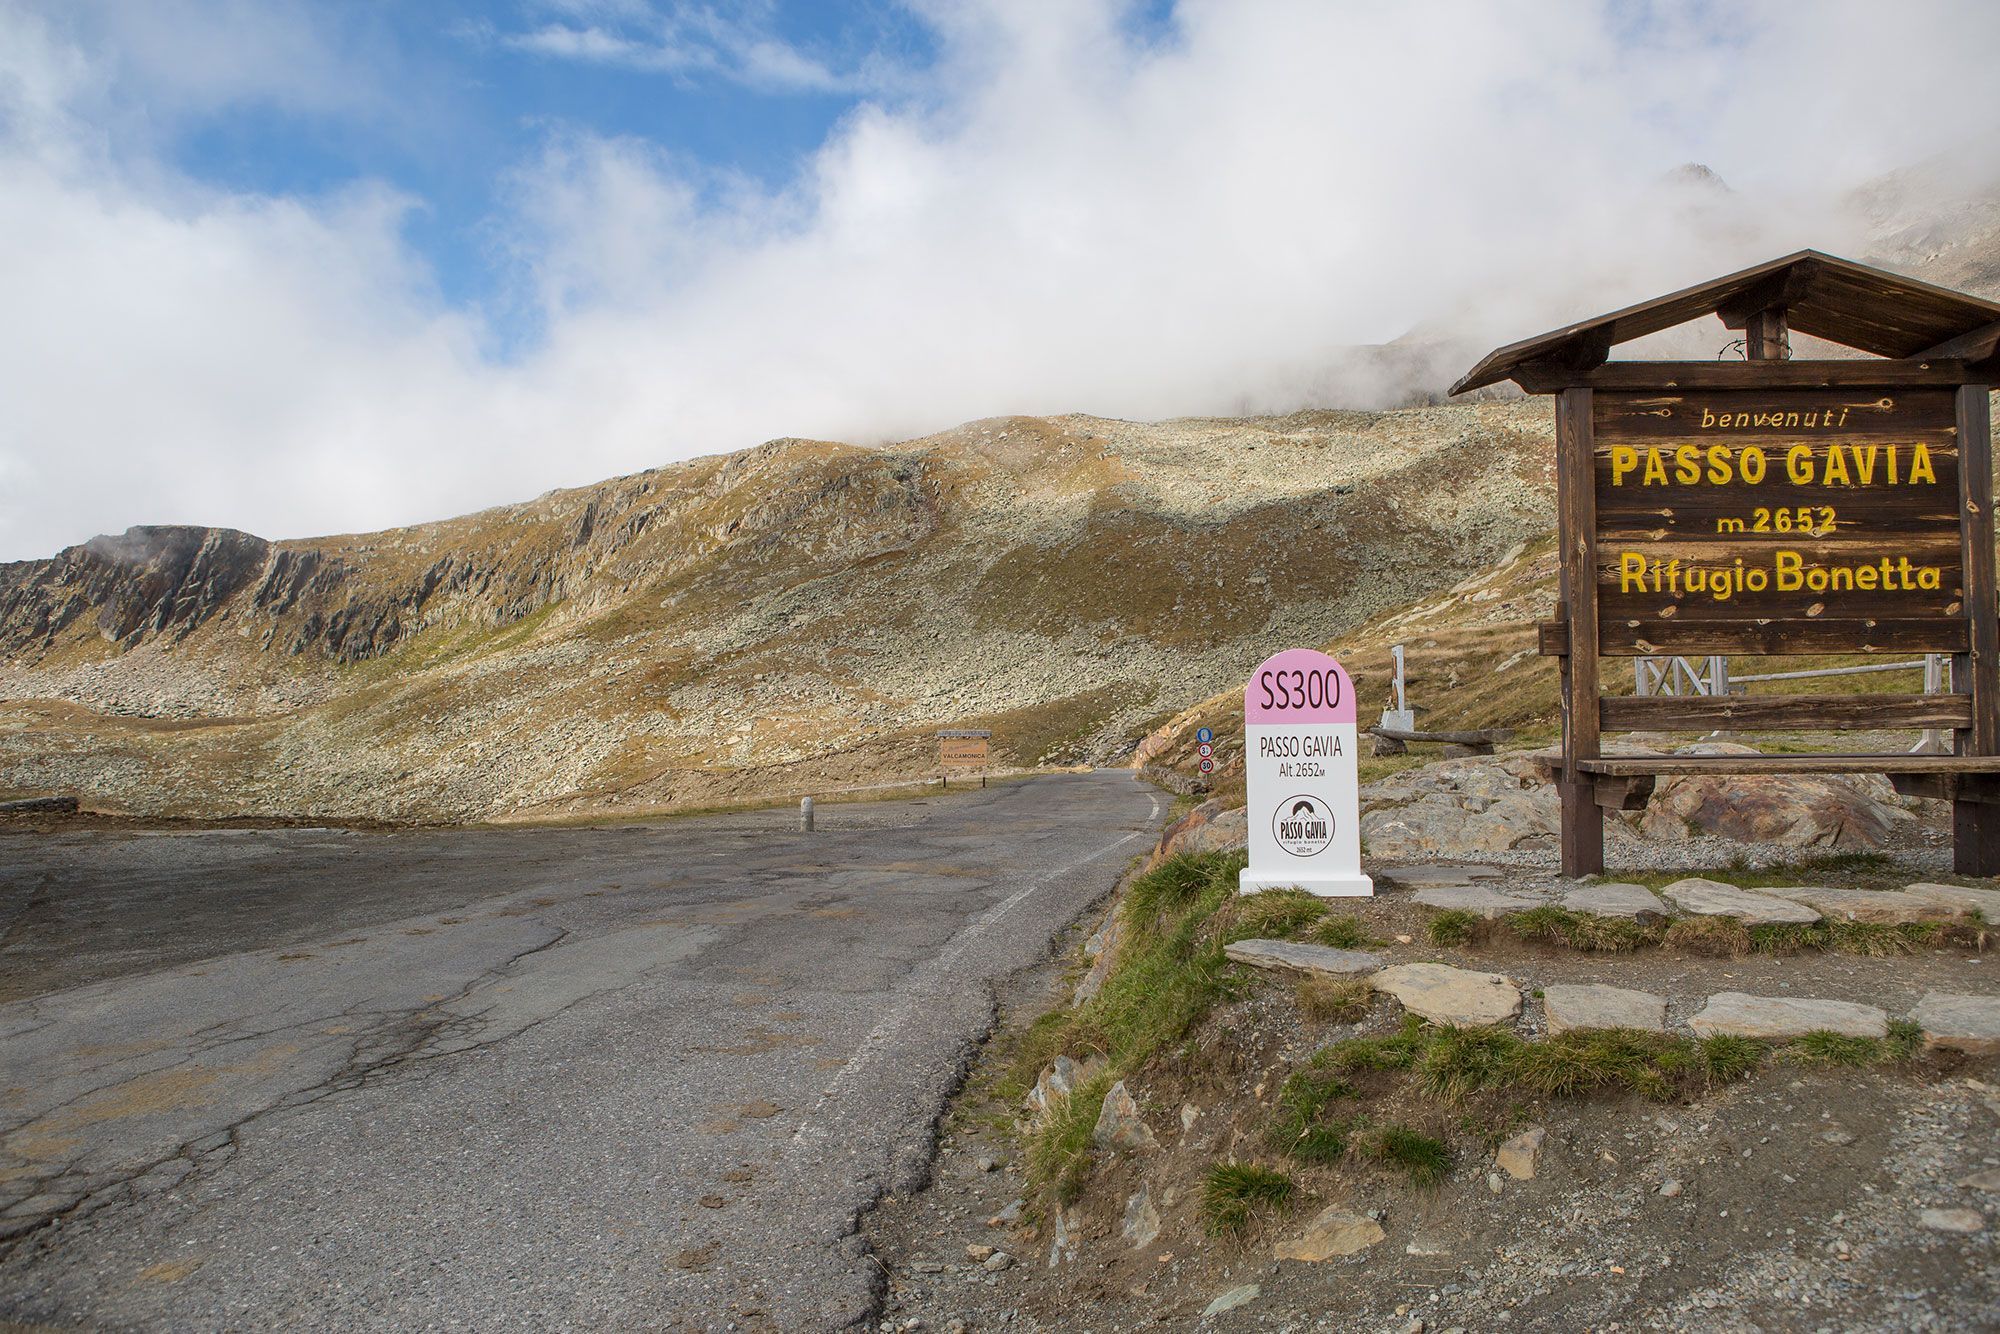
[{"left": 0, "top": 772, "right": 1162, "bottom": 1330}]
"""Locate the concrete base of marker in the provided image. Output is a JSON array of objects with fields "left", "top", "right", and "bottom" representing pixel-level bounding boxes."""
[{"left": 1239, "top": 870, "right": 1376, "bottom": 898}]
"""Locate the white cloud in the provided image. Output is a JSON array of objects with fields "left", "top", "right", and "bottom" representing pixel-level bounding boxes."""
[
  {"left": 3, "top": 0, "right": 2000, "bottom": 560},
  {"left": 500, "top": 1, "right": 881, "bottom": 94}
]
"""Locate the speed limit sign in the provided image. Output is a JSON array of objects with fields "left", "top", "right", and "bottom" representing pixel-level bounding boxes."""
[{"left": 1197, "top": 742, "right": 1214, "bottom": 758}]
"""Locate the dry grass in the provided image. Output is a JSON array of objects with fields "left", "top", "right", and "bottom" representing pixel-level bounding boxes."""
[{"left": 1296, "top": 976, "right": 1374, "bottom": 1024}]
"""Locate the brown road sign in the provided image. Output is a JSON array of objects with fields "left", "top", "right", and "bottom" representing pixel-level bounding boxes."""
[{"left": 938, "top": 735, "right": 988, "bottom": 768}]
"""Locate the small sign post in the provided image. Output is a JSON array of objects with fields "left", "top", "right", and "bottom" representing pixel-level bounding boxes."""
[
  {"left": 1240, "top": 648, "right": 1372, "bottom": 897},
  {"left": 937, "top": 729, "right": 991, "bottom": 787}
]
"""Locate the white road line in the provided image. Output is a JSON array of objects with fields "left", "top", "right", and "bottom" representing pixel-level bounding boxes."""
[{"left": 782, "top": 788, "right": 1161, "bottom": 1162}]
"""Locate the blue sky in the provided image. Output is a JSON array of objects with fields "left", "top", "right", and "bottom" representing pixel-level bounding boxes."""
[
  {"left": 152, "top": 2, "right": 949, "bottom": 343},
  {"left": 2, "top": 1, "right": 1997, "bottom": 560}
]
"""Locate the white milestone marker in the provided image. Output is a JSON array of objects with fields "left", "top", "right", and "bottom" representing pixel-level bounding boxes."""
[{"left": 1240, "top": 648, "right": 1372, "bottom": 897}]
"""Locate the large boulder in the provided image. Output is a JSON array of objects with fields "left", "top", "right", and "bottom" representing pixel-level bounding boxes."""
[
  {"left": 1762, "top": 886, "right": 1958, "bottom": 924},
  {"left": 1910, "top": 993, "right": 2000, "bottom": 1055},
  {"left": 1274, "top": 1206, "right": 1385, "bottom": 1261},
  {"left": 1148, "top": 799, "right": 1248, "bottom": 865},
  {"left": 1689, "top": 992, "right": 1889, "bottom": 1039},
  {"left": 1542, "top": 983, "right": 1667, "bottom": 1035},
  {"left": 1224, "top": 938, "right": 1384, "bottom": 977},
  {"left": 1634, "top": 745, "right": 1912, "bottom": 848},
  {"left": 1372, "top": 963, "right": 1522, "bottom": 1026},
  {"left": 1559, "top": 882, "right": 1668, "bottom": 922},
  {"left": 1413, "top": 884, "right": 1540, "bottom": 918},
  {"left": 1904, "top": 882, "right": 2000, "bottom": 920},
  {"left": 1658, "top": 877, "right": 1821, "bottom": 926}
]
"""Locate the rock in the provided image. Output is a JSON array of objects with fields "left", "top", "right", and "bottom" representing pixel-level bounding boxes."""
[
  {"left": 1372, "top": 963, "right": 1522, "bottom": 1026},
  {"left": 1412, "top": 884, "right": 1540, "bottom": 918},
  {"left": 1201, "top": 1283, "right": 1261, "bottom": 1316},
  {"left": 1820, "top": 1129, "right": 1856, "bottom": 1146},
  {"left": 1373, "top": 864, "right": 1505, "bottom": 890},
  {"left": 1273, "top": 1206, "right": 1385, "bottom": 1261},
  {"left": 1638, "top": 765, "right": 1912, "bottom": 848},
  {"left": 982, "top": 1251, "right": 1014, "bottom": 1272},
  {"left": 1910, "top": 993, "right": 2000, "bottom": 1055},
  {"left": 1541, "top": 983, "right": 1667, "bottom": 1035},
  {"left": 965, "top": 1244, "right": 995, "bottom": 1262},
  {"left": 976, "top": 1155, "right": 998, "bottom": 1173},
  {"left": 1959, "top": 1168, "right": 2000, "bottom": 1192},
  {"left": 986, "top": 1199, "right": 1023, "bottom": 1228},
  {"left": 1918, "top": 1207, "right": 1986, "bottom": 1233},
  {"left": 1485, "top": 1172, "right": 1504, "bottom": 1196},
  {"left": 1027, "top": 1055, "right": 1077, "bottom": 1114},
  {"left": 1073, "top": 908, "right": 1125, "bottom": 1003},
  {"left": 1558, "top": 882, "right": 1668, "bottom": 922},
  {"left": 1495, "top": 1126, "right": 1546, "bottom": 1180},
  {"left": 1122, "top": 1187, "right": 1162, "bottom": 1248},
  {"left": 1760, "top": 886, "right": 1957, "bottom": 924},
  {"left": 1180, "top": 1103, "right": 1199, "bottom": 1132},
  {"left": 1151, "top": 800, "right": 1249, "bottom": 865},
  {"left": 1092, "top": 1081, "right": 1158, "bottom": 1152},
  {"left": 1361, "top": 791, "right": 1560, "bottom": 859},
  {"left": 1657, "top": 878, "right": 1821, "bottom": 926},
  {"left": 1688, "top": 992, "right": 1888, "bottom": 1040},
  {"left": 1659, "top": 1179, "right": 1683, "bottom": 1198},
  {"left": 1223, "top": 938, "right": 1385, "bottom": 978},
  {"left": 1903, "top": 882, "right": 2000, "bottom": 921},
  {"left": 1048, "top": 1206, "right": 1079, "bottom": 1268}
]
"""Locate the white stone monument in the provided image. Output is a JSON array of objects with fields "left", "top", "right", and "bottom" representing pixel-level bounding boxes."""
[{"left": 1240, "top": 647, "right": 1372, "bottom": 897}]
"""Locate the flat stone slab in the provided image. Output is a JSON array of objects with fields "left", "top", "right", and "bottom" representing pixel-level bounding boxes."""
[
  {"left": 1903, "top": 882, "right": 2000, "bottom": 921},
  {"left": 1542, "top": 983, "right": 1668, "bottom": 1035},
  {"left": 1275, "top": 1206, "right": 1385, "bottom": 1261},
  {"left": 1559, "top": 883, "right": 1668, "bottom": 922},
  {"left": 1689, "top": 991, "right": 1888, "bottom": 1040},
  {"left": 1413, "top": 884, "right": 1540, "bottom": 919},
  {"left": 1372, "top": 962, "right": 1522, "bottom": 1026},
  {"left": 1373, "top": 864, "right": 1505, "bottom": 889},
  {"left": 1910, "top": 992, "right": 2000, "bottom": 1055},
  {"left": 1761, "top": 886, "right": 1958, "bottom": 925},
  {"left": 1657, "top": 877, "right": 1820, "bottom": 926},
  {"left": 1224, "top": 938, "right": 1384, "bottom": 978}
]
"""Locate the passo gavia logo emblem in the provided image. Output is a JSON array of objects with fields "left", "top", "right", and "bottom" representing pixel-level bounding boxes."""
[{"left": 1273, "top": 795, "right": 1333, "bottom": 857}]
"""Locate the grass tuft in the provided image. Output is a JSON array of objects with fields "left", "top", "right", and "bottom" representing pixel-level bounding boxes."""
[
  {"left": 1296, "top": 976, "right": 1373, "bottom": 1025},
  {"left": 1312, "top": 914, "right": 1377, "bottom": 950},
  {"left": 1268, "top": 1069, "right": 1360, "bottom": 1163},
  {"left": 1424, "top": 908, "right": 1484, "bottom": 947},
  {"left": 1368, "top": 1125, "right": 1452, "bottom": 1186},
  {"left": 1503, "top": 904, "right": 1659, "bottom": 952},
  {"left": 1664, "top": 915, "right": 1751, "bottom": 957},
  {"left": 1222, "top": 889, "right": 1329, "bottom": 944},
  {"left": 1416, "top": 1025, "right": 1522, "bottom": 1102},
  {"left": 1201, "top": 1161, "right": 1294, "bottom": 1236},
  {"left": 1698, "top": 1034, "right": 1765, "bottom": 1083},
  {"left": 1024, "top": 1073, "right": 1111, "bottom": 1205},
  {"left": 1310, "top": 1015, "right": 1429, "bottom": 1074},
  {"left": 1884, "top": 1018, "right": 1925, "bottom": 1061},
  {"left": 1785, "top": 1029, "right": 1881, "bottom": 1067}
]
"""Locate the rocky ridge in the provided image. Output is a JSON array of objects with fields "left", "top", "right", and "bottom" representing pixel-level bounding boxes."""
[{"left": 0, "top": 406, "right": 1552, "bottom": 821}]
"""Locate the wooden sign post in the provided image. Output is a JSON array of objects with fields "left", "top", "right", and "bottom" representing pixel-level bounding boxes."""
[
  {"left": 937, "top": 728, "right": 991, "bottom": 786},
  {"left": 1453, "top": 251, "right": 2000, "bottom": 877}
]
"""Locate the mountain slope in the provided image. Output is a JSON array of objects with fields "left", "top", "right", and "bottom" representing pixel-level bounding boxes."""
[{"left": 0, "top": 405, "right": 1554, "bottom": 821}]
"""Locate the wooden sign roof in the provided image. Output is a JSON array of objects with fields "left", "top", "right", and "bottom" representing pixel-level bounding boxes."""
[{"left": 1452, "top": 249, "right": 2000, "bottom": 395}]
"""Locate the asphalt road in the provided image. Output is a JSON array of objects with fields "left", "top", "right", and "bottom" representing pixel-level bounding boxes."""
[{"left": 0, "top": 772, "right": 1163, "bottom": 1331}]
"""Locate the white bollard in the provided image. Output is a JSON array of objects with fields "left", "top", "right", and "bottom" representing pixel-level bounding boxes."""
[{"left": 800, "top": 796, "right": 814, "bottom": 831}]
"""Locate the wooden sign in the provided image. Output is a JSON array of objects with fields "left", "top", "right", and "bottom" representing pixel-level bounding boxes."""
[
  {"left": 1450, "top": 249, "right": 2000, "bottom": 879},
  {"left": 1592, "top": 388, "right": 1964, "bottom": 651},
  {"left": 938, "top": 732, "right": 989, "bottom": 768}
]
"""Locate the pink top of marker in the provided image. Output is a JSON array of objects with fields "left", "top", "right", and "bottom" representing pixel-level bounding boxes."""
[{"left": 1243, "top": 648, "right": 1355, "bottom": 725}]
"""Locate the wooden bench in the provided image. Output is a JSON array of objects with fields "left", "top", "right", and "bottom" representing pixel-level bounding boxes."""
[
  {"left": 1530, "top": 752, "right": 2000, "bottom": 813},
  {"left": 1366, "top": 725, "right": 1515, "bottom": 757}
]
